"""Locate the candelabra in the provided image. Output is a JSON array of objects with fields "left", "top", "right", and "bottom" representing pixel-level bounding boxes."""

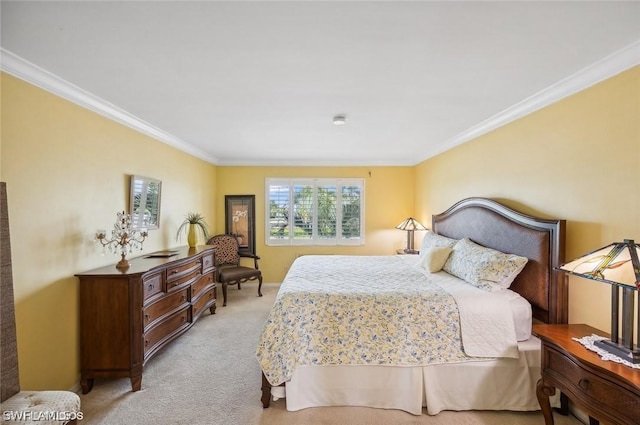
[{"left": 96, "top": 211, "right": 148, "bottom": 269}]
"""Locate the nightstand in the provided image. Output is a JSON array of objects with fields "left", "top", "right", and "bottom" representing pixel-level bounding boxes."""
[{"left": 533, "top": 324, "right": 640, "bottom": 425}]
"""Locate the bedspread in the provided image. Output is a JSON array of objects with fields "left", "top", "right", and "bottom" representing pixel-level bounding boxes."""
[{"left": 257, "top": 255, "right": 493, "bottom": 385}]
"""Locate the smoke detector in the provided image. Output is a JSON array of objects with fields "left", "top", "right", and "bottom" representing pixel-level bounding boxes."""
[{"left": 332, "top": 115, "right": 346, "bottom": 125}]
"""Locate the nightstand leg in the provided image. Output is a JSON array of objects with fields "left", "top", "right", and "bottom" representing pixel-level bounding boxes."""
[{"left": 536, "top": 378, "right": 556, "bottom": 425}]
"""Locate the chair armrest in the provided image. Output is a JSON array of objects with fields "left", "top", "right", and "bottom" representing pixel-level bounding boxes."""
[{"left": 239, "top": 252, "right": 260, "bottom": 269}]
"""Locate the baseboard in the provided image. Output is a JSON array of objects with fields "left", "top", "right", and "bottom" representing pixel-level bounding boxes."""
[{"left": 69, "top": 382, "right": 82, "bottom": 395}]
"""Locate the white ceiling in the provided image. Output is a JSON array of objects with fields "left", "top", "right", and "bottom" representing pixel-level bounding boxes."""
[{"left": 2, "top": 1, "right": 640, "bottom": 166}]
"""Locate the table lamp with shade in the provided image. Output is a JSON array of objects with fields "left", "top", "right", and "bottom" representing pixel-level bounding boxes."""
[
  {"left": 557, "top": 239, "right": 640, "bottom": 363},
  {"left": 395, "top": 217, "right": 427, "bottom": 254}
]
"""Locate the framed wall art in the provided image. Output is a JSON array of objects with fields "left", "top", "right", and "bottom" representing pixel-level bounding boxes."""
[
  {"left": 129, "top": 175, "right": 162, "bottom": 230},
  {"left": 225, "top": 194, "right": 256, "bottom": 255}
]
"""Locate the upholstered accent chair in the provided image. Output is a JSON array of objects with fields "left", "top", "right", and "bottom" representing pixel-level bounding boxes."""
[
  {"left": 206, "top": 234, "right": 262, "bottom": 306},
  {"left": 1, "top": 183, "right": 81, "bottom": 424}
]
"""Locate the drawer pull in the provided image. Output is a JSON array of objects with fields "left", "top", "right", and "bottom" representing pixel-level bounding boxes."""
[
  {"left": 144, "top": 339, "right": 149, "bottom": 347},
  {"left": 144, "top": 314, "right": 150, "bottom": 321},
  {"left": 181, "top": 295, "right": 186, "bottom": 301},
  {"left": 148, "top": 284, "right": 154, "bottom": 291},
  {"left": 171, "top": 270, "right": 178, "bottom": 274},
  {"left": 578, "top": 378, "right": 591, "bottom": 391}
]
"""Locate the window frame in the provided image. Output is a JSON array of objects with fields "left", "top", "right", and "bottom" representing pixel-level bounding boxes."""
[{"left": 265, "top": 178, "right": 365, "bottom": 246}]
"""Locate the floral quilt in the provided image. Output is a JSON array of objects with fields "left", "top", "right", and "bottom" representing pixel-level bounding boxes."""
[{"left": 256, "top": 255, "right": 482, "bottom": 386}]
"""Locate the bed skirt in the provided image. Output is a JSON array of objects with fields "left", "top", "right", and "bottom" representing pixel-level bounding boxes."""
[{"left": 270, "top": 337, "right": 558, "bottom": 415}]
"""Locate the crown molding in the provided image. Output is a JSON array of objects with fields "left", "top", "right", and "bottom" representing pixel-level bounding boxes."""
[
  {"left": 425, "top": 39, "right": 640, "bottom": 161},
  {"left": 0, "top": 48, "right": 219, "bottom": 165},
  {"left": 216, "top": 157, "right": 415, "bottom": 166}
]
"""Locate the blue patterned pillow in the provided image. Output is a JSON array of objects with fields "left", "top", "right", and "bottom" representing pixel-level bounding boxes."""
[{"left": 442, "top": 238, "right": 528, "bottom": 291}]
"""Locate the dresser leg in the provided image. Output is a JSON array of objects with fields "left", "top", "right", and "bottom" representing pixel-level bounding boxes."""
[
  {"left": 588, "top": 417, "right": 600, "bottom": 425},
  {"left": 131, "top": 374, "right": 142, "bottom": 392},
  {"left": 536, "top": 378, "right": 556, "bottom": 425},
  {"left": 80, "top": 377, "right": 94, "bottom": 394}
]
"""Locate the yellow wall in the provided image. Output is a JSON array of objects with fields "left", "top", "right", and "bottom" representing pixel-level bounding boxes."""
[
  {"left": 415, "top": 66, "right": 640, "bottom": 332},
  {"left": 0, "top": 73, "right": 217, "bottom": 390},
  {"left": 216, "top": 166, "right": 415, "bottom": 282}
]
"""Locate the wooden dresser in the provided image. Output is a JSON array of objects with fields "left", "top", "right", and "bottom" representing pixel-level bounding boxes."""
[{"left": 76, "top": 246, "right": 216, "bottom": 394}]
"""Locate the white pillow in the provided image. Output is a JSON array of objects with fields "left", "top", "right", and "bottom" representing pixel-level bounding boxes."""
[
  {"left": 418, "top": 246, "right": 453, "bottom": 273},
  {"left": 442, "top": 238, "right": 528, "bottom": 291},
  {"left": 418, "top": 231, "right": 458, "bottom": 259}
]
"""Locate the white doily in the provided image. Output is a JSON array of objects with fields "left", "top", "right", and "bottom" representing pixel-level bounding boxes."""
[{"left": 572, "top": 334, "right": 640, "bottom": 369}]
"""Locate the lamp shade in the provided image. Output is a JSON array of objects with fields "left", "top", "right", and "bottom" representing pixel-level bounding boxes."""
[
  {"left": 558, "top": 239, "right": 640, "bottom": 290},
  {"left": 557, "top": 239, "right": 640, "bottom": 363},
  {"left": 395, "top": 217, "right": 427, "bottom": 231}
]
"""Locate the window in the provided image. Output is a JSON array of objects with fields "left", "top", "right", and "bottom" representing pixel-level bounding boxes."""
[{"left": 266, "top": 178, "right": 365, "bottom": 246}]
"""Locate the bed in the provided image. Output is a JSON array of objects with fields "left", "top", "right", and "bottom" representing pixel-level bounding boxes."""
[{"left": 256, "top": 197, "right": 567, "bottom": 415}]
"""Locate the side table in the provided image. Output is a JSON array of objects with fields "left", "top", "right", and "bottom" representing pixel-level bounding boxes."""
[{"left": 533, "top": 323, "right": 640, "bottom": 425}]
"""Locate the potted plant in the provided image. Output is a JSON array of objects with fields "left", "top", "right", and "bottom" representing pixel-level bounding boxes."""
[{"left": 176, "top": 212, "right": 209, "bottom": 248}]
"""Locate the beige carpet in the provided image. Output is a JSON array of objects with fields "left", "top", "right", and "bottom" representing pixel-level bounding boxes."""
[{"left": 79, "top": 282, "right": 583, "bottom": 425}]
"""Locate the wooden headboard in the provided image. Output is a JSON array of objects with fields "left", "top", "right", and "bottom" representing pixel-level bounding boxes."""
[{"left": 432, "top": 197, "right": 567, "bottom": 324}]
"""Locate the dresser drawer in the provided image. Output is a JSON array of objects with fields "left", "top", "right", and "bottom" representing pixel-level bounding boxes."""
[
  {"left": 192, "top": 273, "right": 215, "bottom": 299},
  {"left": 202, "top": 252, "right": 215, "bottom": 272},
  {"left": 167, "top": 269, "right": 200, "bottom": 292},
  {"left": 143, "top": 288, "right": 189, "bottom": 331},
  {"left": 192, "top": 288, "right": 216, "bottom": 320},
  {"left": 143, "top": 306, "right": 191, "bottom": 358},
  {"left": 545, "top": 346, "right": 640, "bottom": 423},
  {"left": 167, "top": 259, "right": 201, "bottom": 283},
  {"left": 142, "top": 272, "right": 164, "bottom": 301}
]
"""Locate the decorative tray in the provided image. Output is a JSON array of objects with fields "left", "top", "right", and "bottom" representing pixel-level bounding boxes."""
[{"left": 145, "top": 250, "right": 180, "bottom": 258}]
